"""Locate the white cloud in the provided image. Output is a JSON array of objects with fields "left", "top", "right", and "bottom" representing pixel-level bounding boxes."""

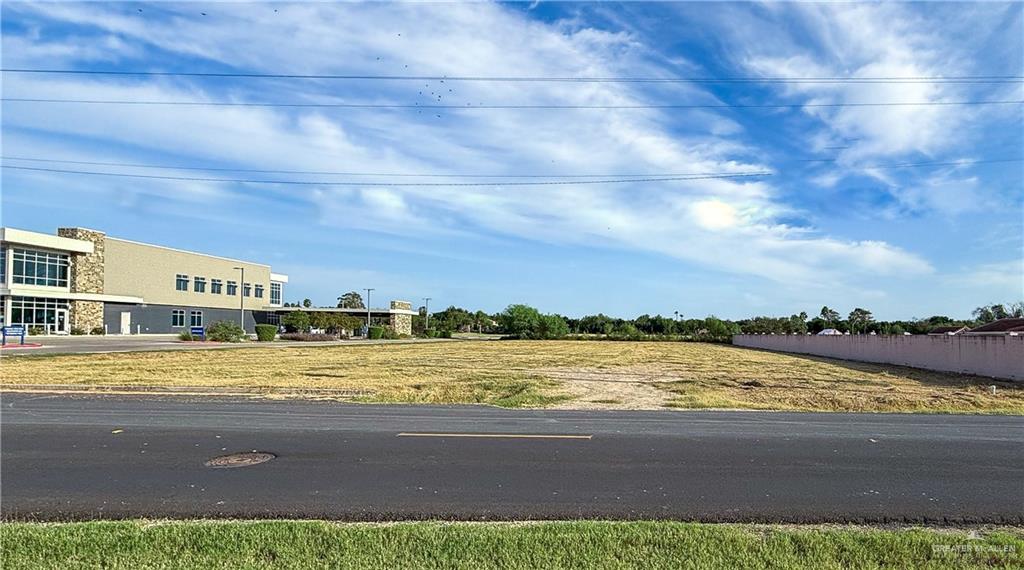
[{"left": 1, "top": 1, "right": 935, "bottom": 287}]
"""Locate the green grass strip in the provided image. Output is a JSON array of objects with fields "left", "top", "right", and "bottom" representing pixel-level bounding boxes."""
[{"left": 2, "top": 521, "right": 1022, "bottom": 569}]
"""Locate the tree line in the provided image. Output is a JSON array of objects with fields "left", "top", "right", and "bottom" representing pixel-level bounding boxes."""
[{"left": 279, "top": 293, "right": 1023, "bottom": 341}]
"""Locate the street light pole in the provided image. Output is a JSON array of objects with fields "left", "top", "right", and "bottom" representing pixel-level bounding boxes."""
[
  {"left": 233, "top": 266, "right": 245, "bottom": 331},
  {"left": 423, "top": 297, "right": 431, "bottom": 330},
  {"left": 365, "top": 288, "right": 374, "bottom": 336}
]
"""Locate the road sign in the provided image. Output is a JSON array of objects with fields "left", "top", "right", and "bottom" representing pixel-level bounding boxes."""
[{"left": 2, "top": 325, "right": 26, "bottom": 346}]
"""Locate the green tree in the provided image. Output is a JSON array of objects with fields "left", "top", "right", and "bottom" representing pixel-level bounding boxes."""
[
  {"left": 281, "top": 311, "right": 311, "bottom": 333},
  {"left": 538, "top": 314, "right": 569, "bottom": 339},
  {"left": 473, "top": 310, "right": 490, "bottom": 333},
  {"left": 337, "top": 291, "right": 365, "bottom": 309},
  {"left": 848, "top": 308, "right": 874, "bottom": 334},
  {"left": 302, "top": 298, "right": 313, "bottom": 308},
  {"left": 819, "top": 306, "right": 840, "bottom": 327},
  {"left": 499, "top": 304, "right": 542, "bottom": 338}
]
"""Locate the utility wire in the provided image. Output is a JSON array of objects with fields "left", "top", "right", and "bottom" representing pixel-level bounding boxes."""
[
  {"left": 4, "top": 98, "right": 1022, "bottom": 110},
  {"left": 795, "top": 158, "right": 1024, "bottom": 168},
  {"left": 3, "top": 156, "right": 1018, "bottom": 178},
  {"left": 0, "top": 165, "right": 773, "bottom": 186},
  {"left": 0, "top": 156, "right": 755, "bottom": 178},
  {"left": 3, "top": 68, "right": 1022, "bottom": 84}
]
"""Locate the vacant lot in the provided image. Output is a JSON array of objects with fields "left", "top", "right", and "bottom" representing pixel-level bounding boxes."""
[
  {"left": 3, "top": 341, "right": 1021, "bottom": 413},
  {"left": 2, "top": 521, "right": 1021, "bottom": 570}
]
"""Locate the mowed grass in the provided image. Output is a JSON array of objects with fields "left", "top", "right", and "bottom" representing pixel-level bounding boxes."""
[
  {"left": 3, "top": 341, "right": 1021, "bottom": 413},
  {"left": 2, "top": 521, "right": 1021, "bottom": 570}
]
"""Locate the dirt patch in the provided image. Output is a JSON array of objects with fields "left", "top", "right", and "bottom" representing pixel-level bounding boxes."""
[{"left": 540, "top": 365, "right": 679, "bottom": 410}]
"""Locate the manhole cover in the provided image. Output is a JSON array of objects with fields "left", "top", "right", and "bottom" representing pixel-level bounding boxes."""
[{"left": 204, "top": 452, "right": 276, "bottom": 469}]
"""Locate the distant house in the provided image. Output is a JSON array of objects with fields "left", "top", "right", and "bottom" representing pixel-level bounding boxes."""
[
  {"left": 965, "top": 318, "right": 1024, "bottom": 335},
  {"left": 817, "top": 328, "right": 842, "bottom": 335},
  {"left": 927, "top": 325, "right": 969, "bottom": 335}
]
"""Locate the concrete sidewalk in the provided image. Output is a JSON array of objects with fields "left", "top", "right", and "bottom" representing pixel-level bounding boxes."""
[{"left": 0, "top": 335, "right": 459, "bottom": 356}]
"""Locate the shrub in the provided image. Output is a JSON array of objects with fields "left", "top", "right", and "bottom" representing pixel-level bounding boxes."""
[
  {"left": 422, "top": 328, "right": 437, "bottom": 338},
  {"left": 178, "top": 331, "right": 196, "bottom": 341},
  {"left": 281, "top": 311, "right": 311, "bottom": 333},
  {"left": 368, "top": 325, "right": 385, "bottom": 339},
  {"left": 90, "top": 326, "right": 105, "bottom": 335},
  {"left": 254, "top": 324, "right": 277, "bottom": 342},
  {"left": 70, "top": 327, "right": 87, "bottom": 336},
  {"left": 28, "top": 326, "right": 44, "bottom": 336},
  {"left": 279, "top": 332, "right": 337, "bottom": 342},
  {"left": 437, "top": 329, "right": 453, "bottom": 338},
  {"left": 382, "top": 327, "right": 400, "bottom": 340},
  {"left": 205, "top": 320, "right": 246, "bottom": 342}
]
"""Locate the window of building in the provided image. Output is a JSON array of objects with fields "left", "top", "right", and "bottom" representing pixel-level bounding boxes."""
[
  {"left": 0, "top": 248, "right": 6, "bottom": 285},
  {"left": 254, "top": 284, "right": 264, "bottom": 299},
  {"left": 270, "top": 282, "right": 282, "bottom": 305},
  {"left": 190, "top": 310, "right": 203, "bottom": 327},
  {"left": 267, "top": 313, "right": 280, "bottom": 325},
  {"left": 172, "top": 309, "right": 185, "bottom": 327},
  {"left": 194, "top": 276, "right": 207, "bottom": 293},
  {"left": 243, "top": 283, "right": 252, "bottom": 297},
  {"left": 227, "top": 281, "right": 238, "bottom": 296},
  {"left": 211, "top": 279, "right": 223, "bottom": 294},
  {"left": 12, "top": 248, "right": 69, "bottom": 287},
  {"left": 8, "top": 296, "right": 69, "bottom": 332},
  {"left": 176, "top": 274, "right": 189, "bottom": 291}
]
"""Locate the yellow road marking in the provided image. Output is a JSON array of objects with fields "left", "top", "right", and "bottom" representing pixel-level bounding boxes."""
[{"left": 397, "top": 432, "right": 592, "bottom": 440}]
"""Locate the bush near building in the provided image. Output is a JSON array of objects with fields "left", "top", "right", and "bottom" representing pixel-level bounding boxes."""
[
  {"left": 90, "top": 326, "right": 105, "bottom": 335},
  {"left": 254, "top": 324, "right": 277, "bottom": 342},
  {"left": 368, "top": 325, "right": 385, "bottom": 339},
  {"left": 279, "top": 332, "right": 336, "bottom": 341},
  {"left": 206, "top": 321, "right": 246, "bottom": 343}
]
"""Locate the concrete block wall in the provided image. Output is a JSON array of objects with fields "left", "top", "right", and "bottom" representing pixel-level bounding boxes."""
[
  {"left": 733, "top": 334, "right": 1024, "bottom": 381},
  {"left": 57, "top": 227, "right": 106, "bottom": 331},
  {"left": 389, "top": 300, "right": 413, "bottom": 336}
]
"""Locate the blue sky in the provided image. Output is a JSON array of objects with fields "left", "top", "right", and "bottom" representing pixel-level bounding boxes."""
[{"left": 1, "top": 1, "right": 1021, "bottom": 319}]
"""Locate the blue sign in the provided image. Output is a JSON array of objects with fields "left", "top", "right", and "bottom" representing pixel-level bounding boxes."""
[
  {"left": 2, "top": 325, "right": 26, "bottom": 346},
  {"left": 190, "top": 326, "right": 205, "bottom": 340}
]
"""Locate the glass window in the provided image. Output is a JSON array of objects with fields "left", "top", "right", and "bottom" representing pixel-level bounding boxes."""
[
  {"left": 267, "top": 313, "right": 280, "bottom": 325},
  {"left": 11, "top": 248, "right": 69, "bottom": 287},
  {"left": 194, "top": 277, "right": 207, "bottom": 293},
  {"left": 190, "top": 310, "right": 203, "bottom": 327},
  {"left": 227, "top": 281, "right": 238, "bottom": 296},
  {"left": 0, "top": 248, "right": 6, "bottom": 284},
  {"left": 8, "top": 297, "right": 69, "bottom": 332},
  {"left": 176, "top": 274, "right": 189, "bottom": 291},
  {"left": 243, "top": 283, "right": 252, "bottom": 297},
  {"left": 211, "top": 279, "right": 223, "bottom": 294},
  {"left": 270, "top": 282, "right": 282, "bottom": 305},
  {"left": 172, "top": 309, "right": 185, "bottom": 327},
  {"left": 254, "top": 284, "right": 264, "bottom": 299}
]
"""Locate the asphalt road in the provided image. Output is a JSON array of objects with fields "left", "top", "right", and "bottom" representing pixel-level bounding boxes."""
[{"left": 2, "top": 393, "right": 1022, "bottom": 523}]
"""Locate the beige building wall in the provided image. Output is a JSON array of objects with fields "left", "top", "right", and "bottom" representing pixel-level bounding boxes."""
[{"left": 103, "top": 237, "right": 274, "bottom": 311}]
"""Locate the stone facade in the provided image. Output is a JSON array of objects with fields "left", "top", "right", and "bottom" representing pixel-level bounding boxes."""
[
  {"left": 389, "top": 300, "right": 413, "bottom": 336},
  {"left": 57, "top": 227, "right": 106, "bottom": 331}
]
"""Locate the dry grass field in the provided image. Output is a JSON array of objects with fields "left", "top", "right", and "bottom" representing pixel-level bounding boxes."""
[{"left": 3, "top": 341, "right": 1021, "bottom": 413}]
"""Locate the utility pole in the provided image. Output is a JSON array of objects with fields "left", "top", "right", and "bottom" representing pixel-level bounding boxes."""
[
  {"left": 233, "top": 266, "right": 245, "bottom": 331},
  {"left": 365, "top": 288, "right": 374, "bottom": 336},
  {"left": 423, "top": 297, "right": 431, "bottom": 330}
]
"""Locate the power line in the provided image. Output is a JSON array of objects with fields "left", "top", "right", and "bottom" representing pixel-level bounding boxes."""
[
  {"left": 5, "top": 98, "right": 1021, "bottom": 110},
  {"left": 4, "top": 155, "right": 1017, "bottom": 178},
  {"left": 796, "top": 158, "right": 1024, "bottom": 168},
  {"left": 0, "top": 156, "right": 757, "bottom": 178},
  {"left": 0, "top": 165, "right": 773, "bottom": 186},
  {"left": 3, "top": 68, "right": 1022, "bottom": 83}
]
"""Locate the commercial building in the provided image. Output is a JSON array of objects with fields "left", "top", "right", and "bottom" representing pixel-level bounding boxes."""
[{"left": 0, "top": 227, "right": 414, "bottom": 335}]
